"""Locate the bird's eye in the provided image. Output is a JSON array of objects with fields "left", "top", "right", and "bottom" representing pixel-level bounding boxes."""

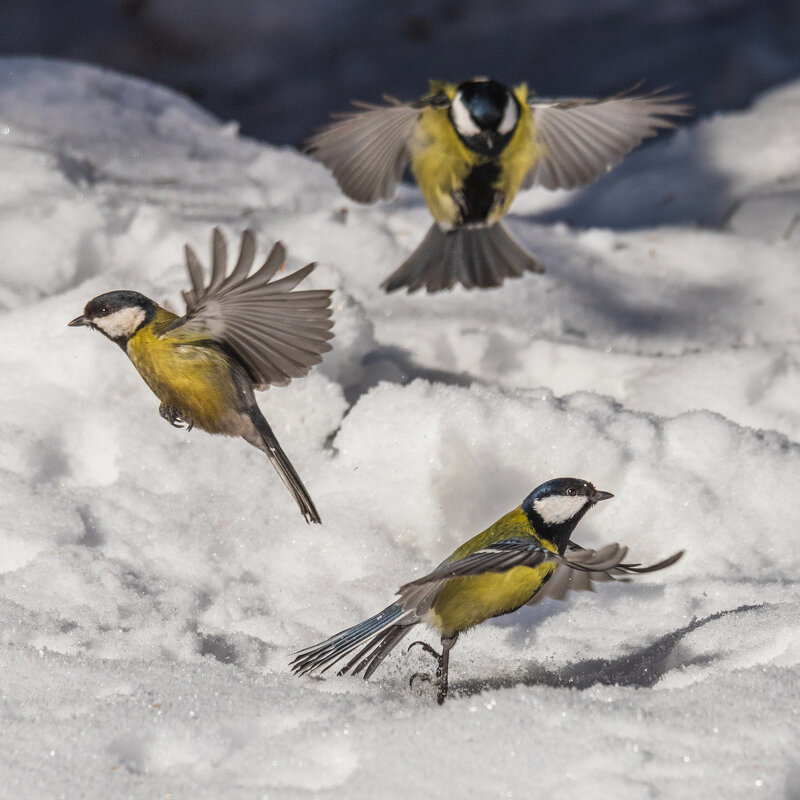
[
  {"left": 566, "top": 488, "right": 577, "bottom": 496},
  {"left": 100, "top": 307, "right": 108, "bottom": 315}
]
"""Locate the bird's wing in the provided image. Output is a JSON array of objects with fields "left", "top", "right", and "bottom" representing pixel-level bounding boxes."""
[
  {"left": 526, "top": 542, "right": 685, "bottom": 605},
  {"left": 167, "top": 228, "right": 334, "bottom": 389},
  {"left": 523, "top": 89, "right": 690, "bottom": 190},
  {"left": 305, "top": 98, "right": 422, "bottom": 203},
  {"left": 396, "top": 538, "right": 637, "bottom": 615}
]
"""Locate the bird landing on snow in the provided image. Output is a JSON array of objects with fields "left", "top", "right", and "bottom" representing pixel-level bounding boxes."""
[{"left": 291, "top": 478, "right": 684, "bottom": 703}]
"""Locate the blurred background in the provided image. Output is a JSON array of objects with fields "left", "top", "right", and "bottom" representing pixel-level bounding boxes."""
[{"left": 2, "top": 0, "right": 800, "bottom": 146}]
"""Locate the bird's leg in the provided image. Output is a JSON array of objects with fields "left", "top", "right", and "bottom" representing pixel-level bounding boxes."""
[
  {"left": 437, "top": 633, "right": 458, "bottom": 705},
  {"left": 406, "top": 635, "right": 458, "bottom": 703},
  {"left": 159, "top": 403, "right": 194, "bottom": 431},
  {"left": 407, "top": 640, "right": 440, "bottom": 689}
]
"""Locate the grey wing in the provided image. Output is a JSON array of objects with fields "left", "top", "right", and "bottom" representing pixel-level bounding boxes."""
[
  {"left": 527, "top": 542, "right": 685, "bottom": 605},
  {"left": 170, "top": 228, "right": 334, "bottom": 389},
  {"left": 524, "top": 89, "right": 690, "bottom": 190},
  {"left": 305, "top": 99, "right": 421, "bottom": 203}
]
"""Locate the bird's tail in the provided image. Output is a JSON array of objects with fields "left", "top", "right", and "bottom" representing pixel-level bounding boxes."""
[
  {"left": 291, "top": 602, "right": 418, "bottom": 680},
  {"left": 382, "top": 221, "right": 545, "bottom": 293},
  {"left": 247, "top": 407, "right": 321, "bottom": 524}
]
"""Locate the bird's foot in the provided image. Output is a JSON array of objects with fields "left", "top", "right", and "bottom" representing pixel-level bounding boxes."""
[
  {"left": 159, "top": 404, "right": 194, "bottom": 431},
  {"left": 407, "top": 641, "right": 443, "bottom": 694},
  {"left": 407, "top": 640, "right": 441, "bottom": 660}
]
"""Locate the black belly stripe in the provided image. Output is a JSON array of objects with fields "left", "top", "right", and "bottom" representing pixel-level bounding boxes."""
[{"left": 455, "top": 161, "right": 501, "bottom": 225}]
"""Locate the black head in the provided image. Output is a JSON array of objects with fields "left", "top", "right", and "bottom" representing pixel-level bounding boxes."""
[
  {"left": 522, "top": 478, "right": 613, "bottom": 553},
  {"left": 68, "top": 290, "right": 156, "bottom": 345},
  {"left": 449, "top": 78, "right": 520, "bottom": 156}
]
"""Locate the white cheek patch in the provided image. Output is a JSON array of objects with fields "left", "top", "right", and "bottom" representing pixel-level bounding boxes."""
[
  {"left": 94, "top": 306, "right": 146, "bottom": 339},
  {"left": 531, "top": 495, "right": 588, "bottom": 525},
  {"left": 497, "top": 95, "right": 519, "bottom": 135},
  {"left": 450, "top": 93, "right": 481, "bottom": 137}
]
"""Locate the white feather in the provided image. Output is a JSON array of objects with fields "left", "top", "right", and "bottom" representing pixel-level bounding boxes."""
[
  {"left": 497, "top": 95, "right": 519, "bottom": 135},
  {"left": 93, "top": 306, "right": 146, "bottom": 339},
  {"left": 450, "top": 93, "right": 481, "bottom": 137},
  {"left": 531, "top": 495, "right": 588, "bottom": 525}
]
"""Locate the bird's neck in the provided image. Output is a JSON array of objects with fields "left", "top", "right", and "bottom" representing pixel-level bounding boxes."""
[
  {"left": 99, "top": 300, "right": 159, "bottom": 350},
  {"left": 521, "top": 500, "right": 591, "bottom": 555}
]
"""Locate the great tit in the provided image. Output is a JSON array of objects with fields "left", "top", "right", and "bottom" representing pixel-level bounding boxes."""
[
  {"left": 307, "top": 78, "right": 688, "bottom": 293},
  {"left": 69, "top": 228, "right": 334, "bottom": 524},
  {"left": 291, "top": 477, "right": 683, "bottom": 703}
]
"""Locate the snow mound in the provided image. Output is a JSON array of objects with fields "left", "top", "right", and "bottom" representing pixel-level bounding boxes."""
[{"left": 0, "top": 58, "right": 799, "bottom": 798}]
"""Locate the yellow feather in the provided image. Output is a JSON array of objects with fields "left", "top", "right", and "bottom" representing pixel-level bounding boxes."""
[
  {"left": 125, "top": 307, "right": 239, "bottom": 432},
  {"left": 427, "top": 506, "right": 558, "bottom": 638},
  {"left": 409, "top": 83, "right": 470, "bottom": 227},
  {"left": 490, "top": 84, "right": 542, "bottom": 219},
  {"left": 408, "top": 83, "right": 542, "bottom": 228}
]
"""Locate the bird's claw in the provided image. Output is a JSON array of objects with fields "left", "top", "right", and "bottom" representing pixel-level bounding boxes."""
[
  {"left": 159, "top": 404, "right": 194, "bottom": 431},
  {"left": 407, "top": 640, "right": 441, "bottom": 660}
]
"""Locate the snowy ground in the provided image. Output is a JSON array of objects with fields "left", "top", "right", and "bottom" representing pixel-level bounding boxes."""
[{"left": 1, "top": 57, "right": 799, "bottom": 798}]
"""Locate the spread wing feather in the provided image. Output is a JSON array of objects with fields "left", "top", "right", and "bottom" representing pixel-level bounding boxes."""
[
  {"left": 524, "top": 89, "right": 690, "bottom": 190},
  {"left": 168, "top": 228, "right": 334, "bottom": 389},
  {"left": 527, "top": 542, "right": 684, "bottom": 604},
  {"left": 396, "top": 538, "right": 683, "bottom": 612},
  {"left": 305, "top": 98, "right": 422, "bottom": 203}
]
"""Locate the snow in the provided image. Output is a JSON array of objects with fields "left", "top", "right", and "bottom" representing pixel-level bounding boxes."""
[{"left": 1, "top": 57, "right": 799, "bottom": 798}]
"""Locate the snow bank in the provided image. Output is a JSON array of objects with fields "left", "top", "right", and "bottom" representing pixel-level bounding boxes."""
[{"left": 0, "top": 58, "right": 799, "bottom": 798}]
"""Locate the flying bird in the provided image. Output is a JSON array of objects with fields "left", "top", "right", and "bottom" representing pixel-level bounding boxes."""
[
  {"left": 69, "top": 228, "right": 334, "bottom": 523},
  {"left": 307, "top": 78, "right": 688, "bottom": 293}
]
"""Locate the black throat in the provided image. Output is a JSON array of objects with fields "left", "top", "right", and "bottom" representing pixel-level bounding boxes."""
[{"left": 452, "top": 127, "right": 516, "bottom": 159}]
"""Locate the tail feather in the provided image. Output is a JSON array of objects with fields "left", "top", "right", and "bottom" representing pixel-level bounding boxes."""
[
  {"left": 291, "top": 603, "right": 417, "bottom": 678},
  {"left": 357, "top": 625, "right": 414, "bottom": 679},
  {"left": 382, "top": 221, "right": 545, "bottom": 293},
  {"left": 247, "top": 408, "right": 321, "bottom": 524}
]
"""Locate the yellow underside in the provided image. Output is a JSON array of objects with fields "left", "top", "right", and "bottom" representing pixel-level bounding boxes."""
[
  {"left": 409, "top": 83, "right": 541, "bottom": 227},
  {"left": 429, "top": 562, "right": 557, "bottom": 638},
  {"left": 428, "top": 506, "right": 558, "bottom": 638},
  {"left": 126, "top": 308, "right": 239, "bottom": 432}
]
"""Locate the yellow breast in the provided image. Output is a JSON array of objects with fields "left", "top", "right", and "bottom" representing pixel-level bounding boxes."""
[
  {"left": 125, "top": 311, "right": 240, "bottom": 432},
  {"left": 427, "top": 505, "right": 559, "bottom": 638},
  {"left": 408, "top": 84, "right": 542, "bottom": 227},
  {"left": 491, "top": 84, "right": 542, "bottom": 219},
  {"left": 409, "top": 103, "right": 474, "bottom": 226},
  {"left": 428, "top": 562, "right": 557, "bottom": 638}
]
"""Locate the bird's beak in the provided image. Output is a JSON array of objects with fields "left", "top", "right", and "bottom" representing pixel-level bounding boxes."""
[
  {"left": 68, "top": 315, "right": 89, "bottom": 327},
  {"left": 592, "top": 490, "right": 614, "bottom": 503}
]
